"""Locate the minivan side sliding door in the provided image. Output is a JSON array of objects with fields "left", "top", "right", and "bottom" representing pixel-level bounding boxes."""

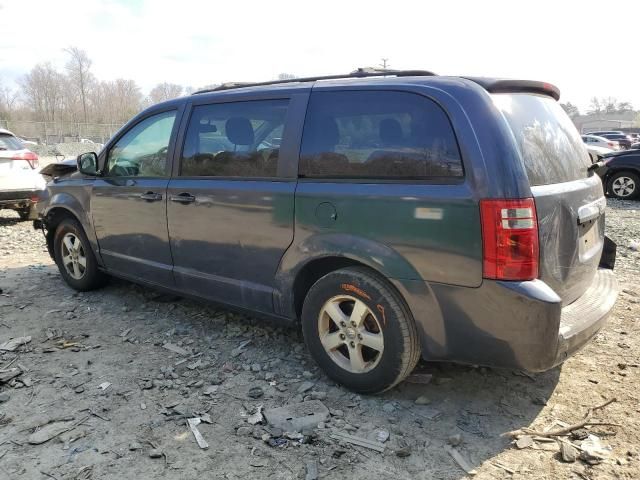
[{"left": 166, "top": 92, "right": 308, "bottom": 313}]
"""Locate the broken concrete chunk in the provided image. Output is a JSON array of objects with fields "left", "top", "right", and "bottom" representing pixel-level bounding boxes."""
[
  {"left": 305, "top": 460, "right": 319, "bottom": 480},
  {"left": 264, "top": 400, "right": 329, "bottom": 433},
  {"left": 0, "top": 368, "right": 22, "bottom": 383},
  {"left": 560, "top": 441, "right": 578, "bottom": 463},
  {"left": 516, "top": 435, "right": 534, "bottom": 449},
  {"left": 0, "top": 336, "right": 31, "bottom": 351},
  {"left": 162, "top": 343, "right": 189, "bottom": 356}
]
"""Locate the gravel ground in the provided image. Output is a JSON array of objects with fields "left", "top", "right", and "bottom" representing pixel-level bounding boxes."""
[{"left": 0, "top": 200, "right": 638, "bottom": 480}]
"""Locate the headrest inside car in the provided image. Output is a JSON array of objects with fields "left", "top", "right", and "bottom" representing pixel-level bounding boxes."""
[{"left": 226, "top": 117, "right": 254, "bottom": 146}]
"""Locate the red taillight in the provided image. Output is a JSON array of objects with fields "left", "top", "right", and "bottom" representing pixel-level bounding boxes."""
[
  {"left": 11, "top": 151, "right": 39, "bottom": 169},
  {"left": 480, "top": 198, "right": 539, "bottom": 281},
  {"left": 608, "top": 142, "right": 614, "bottom": 147}
]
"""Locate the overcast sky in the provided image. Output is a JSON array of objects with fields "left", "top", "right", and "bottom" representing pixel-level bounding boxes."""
[{"left": 1, "top": 0, "right": 638, "bottom": 112}]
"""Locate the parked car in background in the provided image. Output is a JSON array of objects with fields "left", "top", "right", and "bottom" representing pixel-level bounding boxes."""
[
  {"left": 631, "top": 142, "right": 640, "bottom": 150},
  {"left": 595, "top": 149, "right": 640, "bottom": 199},
  {"left": 628, "top": 133, "right": 640, "bottom": 142},
  {"left": 36, "top": 70, "right": 618, "bottom": 393},
  {"left": 587, "top": 130, "right": 625, "bottom": 136},
  {"left": 0, "top": 128, "right": 45, "bottom": 220},
  {"left": 596, "top": 133, "right": 632, "bottom": 150},
  {"left": 586, "top": 144, "right": 614, "bottom": 163},
  {"left": 582, "top": 134, "right": 619, "bottom": 150}
]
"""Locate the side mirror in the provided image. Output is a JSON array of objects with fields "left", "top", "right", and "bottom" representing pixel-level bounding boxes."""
[{"left": 77, "top": 152, "right": 99, "bottom": 176}]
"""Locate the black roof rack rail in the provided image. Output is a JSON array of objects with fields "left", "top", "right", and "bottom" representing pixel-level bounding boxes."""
[{"left": 192, "top": 68, "right": 437, "bottom": 95}]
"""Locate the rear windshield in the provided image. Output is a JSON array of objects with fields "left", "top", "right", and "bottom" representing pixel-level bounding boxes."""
[
  {"left": 0, "top": 134, "right": 24, "bottom": 151},
  {"left": 493, "top": 94, "right": 590, "bottom": 186}
]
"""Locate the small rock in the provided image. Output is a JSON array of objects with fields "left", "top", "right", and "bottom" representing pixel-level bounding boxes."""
[
  {"left": 251, "top": 364, "right": 261, "bottom": 372},
  {"left": 331, "top": 409, "right": 344, "bottom": 418},
  {"left": 74, "top": 386, "right": 84, "bottom": 394},
  {"left": 0, "top": 392, "right": 9, "bottom": 403},
  {"left": 297, "top": 381, "right": 314, "bottom": 394},
  {"left": 447, "top": 434, "right": 462, "bottom": 447},
  {"left": 414, "top": 395, "right": 431, "bottom": 405},
  {"left": 302, "top": 370, "right": 314, "bottom": 378},
  {"left": 149, "top": 449, "right": 162, "bottom": 458},
  {"left": 140, "top": 403, "right": 146, "bottom": 410},
  {"left": 210, "top": 373, "right": 225, "bottom": 385},
  {"left": 310, "top": 391, "right": 327, "bottom": 401},
  {"left": 531, "top": 396, "right": 548, "bottom": 406},
  {"left": 396, "top": 446, "right": 411, "bottom": 457},
  {"left": 247, "top": 386, "right": 264, "bottom": 399},
  {"left": 570, "top": 428, "right": 589, "bottom": 441},
  {"left": 236, "top": 426, "right": 252, "bottom": 436},
  {"left": 382, "top": 402, "right": 396, "bottom": 414},
  {"left": 305, "top": 460, "right": 319, "bottom": 480},
  {"left": 264, "top": 372, "right": 275, "bottom": 381},
  {"left": 376, "top": 429, "right": 390, "bottom": 443},
  {"left": 129, "top": 442, "right": 142, "bottom": 451},
  {"left": 516, "top": 435, "right": 534, "bottom": 449},
  {"left": 560, "top": 441, "right": 578, "bottom": 463}
]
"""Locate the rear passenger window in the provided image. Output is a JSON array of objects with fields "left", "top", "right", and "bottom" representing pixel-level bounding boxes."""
[
  {"left": 299, "top": 91, "right": 462, "bottom": 179},
  {"left": 180, "top": 99, "right": 289, "bottom": 177}
]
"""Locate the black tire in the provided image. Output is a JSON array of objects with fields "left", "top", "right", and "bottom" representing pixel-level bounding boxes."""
[
  {"left": 301, "top": 266, "right": 420, "bottom": 394},
  {"left": 607, "top": 171, "right": 640, "bottom": 199},
  {"left": 53, "top": 218, "right": 106, "bottom": 291}
]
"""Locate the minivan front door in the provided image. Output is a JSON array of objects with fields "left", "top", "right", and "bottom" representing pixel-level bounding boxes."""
[
  {"left": 91, "top": 109, "right": 179, "bottom": 286},
  {"left": 167, "top": 97, "right": 302, "bottom": 313}
]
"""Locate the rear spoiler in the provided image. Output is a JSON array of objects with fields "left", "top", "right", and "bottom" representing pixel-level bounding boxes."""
[{"left": 464, "top": 77, "right": 561, "bottom": 101}]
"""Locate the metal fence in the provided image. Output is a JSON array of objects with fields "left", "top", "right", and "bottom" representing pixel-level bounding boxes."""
[{"left": 0, "top": 119, "right": 124, "bottom": 145}]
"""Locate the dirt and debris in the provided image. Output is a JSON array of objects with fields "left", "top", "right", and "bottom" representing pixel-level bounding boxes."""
[{"left": 0, "top": 199, "right": 639, "bottom": 478}]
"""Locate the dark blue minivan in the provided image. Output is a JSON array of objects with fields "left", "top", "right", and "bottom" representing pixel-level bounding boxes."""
[{"left": 37, "top": 69, "right": 618, "bottom": 393}]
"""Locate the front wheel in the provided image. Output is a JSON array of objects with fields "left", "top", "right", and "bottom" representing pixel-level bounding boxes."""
[
  {"left": 301, "top": 266, "right": 420, "bottom": 394},
  {"left": 53, "top": 218, "right": 106, "bottom": 291},
  {"left": 608, "top": 171, "right": 639, "bottom": 199}
]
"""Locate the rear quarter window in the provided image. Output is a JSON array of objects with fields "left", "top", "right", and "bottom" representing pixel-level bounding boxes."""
[
  {"left": 0, "top": 134, "right": 24, "bottom": 151},
  {"left": 493, "top": 94, "right": 590, "bottom": 186},
  {"left": 300, "top": 91, "right": 463, "bottom": 179}
]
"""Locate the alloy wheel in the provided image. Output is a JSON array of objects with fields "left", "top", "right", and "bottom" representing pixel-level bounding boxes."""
[
  {"left": 61, "top": 233, "right": 87, "bottom": 280},
  {"left": 317, "top": 295, "right": 384, "bottom": 373},
  {"left": 612, "top": 176, "right": 636, "bottom": 198}
]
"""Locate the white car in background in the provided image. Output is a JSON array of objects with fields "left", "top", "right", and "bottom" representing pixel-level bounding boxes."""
[
  {"left": 585, "top": 144, "right": 613, "bottom": 164},
  {"left": 0, "top": 128, "right": 45, "bottom": 220},
  {"left": 582, "top": 134, "right": 620, "bottom": 150}
]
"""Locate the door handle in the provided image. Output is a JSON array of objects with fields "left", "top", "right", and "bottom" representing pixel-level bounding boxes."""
[
  {"left": 139, "top": 191, "right": 163, "bottom": 201},
  {"left": 170, "top": 193, "right": 196, "bottom": 204}
]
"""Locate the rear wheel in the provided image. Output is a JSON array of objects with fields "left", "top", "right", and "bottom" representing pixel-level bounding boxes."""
[
  {"left": 53, "top": 218, "right": 106, "bottom": 291},
  {"left": 608, "top": 171, "right": 639, "bottom": 199},
  {"left": 301, "top": 266, "right": 420, "bottom": 394}
]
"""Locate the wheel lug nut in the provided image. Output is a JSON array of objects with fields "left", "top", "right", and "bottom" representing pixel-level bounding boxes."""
[
  {"left": 358, "top": 334, "right": 363, "bottom": 340},
  {"left": 349, "top": 341, "right": 355, "bottom": 348},
  {"left": 340, "top": 321, "right": 346, "bottom": 327},
  {"left": 339, "top": 333, "right": 346, "bottom": 340}
]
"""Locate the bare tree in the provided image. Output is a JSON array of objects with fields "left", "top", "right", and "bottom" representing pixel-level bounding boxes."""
[
  {"left": 94, "top": 79, "right": 143, "bottom": 124},
  {"left": 64, "top": 46, "right": 94, "bottom": 123},
  {"left": 587, "top": 97, "right": 602, "bottom": 115},
  {"left": 0, "top": 81, "right": 20, "bottom": 119},
  {"left": 561, "top": 102, "right": 580, "bottom": 119},
  {"left": 148, "top": 82, "right": 183, "bottom": 104},
  {"left": 20, "top": 63, "right": 65, "bottom": 121}
]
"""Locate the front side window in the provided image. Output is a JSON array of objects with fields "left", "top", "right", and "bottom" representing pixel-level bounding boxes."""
[
  {"left": 106, "top": 110, "right": 177, "bottom": 177},
  {"left": 180, "top": 99, "right": 289, "bottom": 177},
  {"left": 299, "top": 91, "right": 463, "bottom": 179}
]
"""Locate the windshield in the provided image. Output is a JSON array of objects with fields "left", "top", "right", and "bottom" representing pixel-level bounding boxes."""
[
  {"left": 493, "top": 93, "right": 590, "bottom": 186},
  {"left": 0, "top": 134, "right": 24, "bottom": 151}
]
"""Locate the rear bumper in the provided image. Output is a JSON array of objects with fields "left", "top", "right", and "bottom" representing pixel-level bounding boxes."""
[
  {"left": 554, "top": 268, "right": 617, "bottom": 367},
  {"left": 397, "top": 268, "right": 618, "bottom": 372},
  {"left": 0, "top": 189, "right": 41, "bottom": 205}
]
